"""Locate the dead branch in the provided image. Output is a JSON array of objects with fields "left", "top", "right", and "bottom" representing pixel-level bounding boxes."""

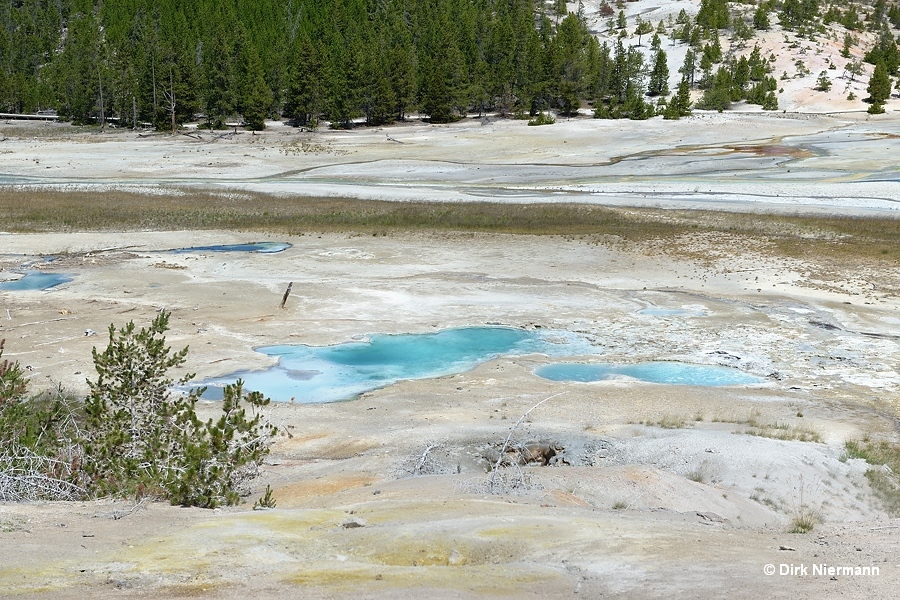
[
  {"left": 0, "top": 447, "right": 86, "bottom": 502},
  {"left": 488, "top": 392, "right": 566, "bottom": 492},
  {"left": 111, "top": 497, "right": 149, "bottom": 520},
  {"left": 3, "top": 316, "right": 77, "bottom": 330},
  {"left": 413, "top": 442, "right": 441, "bottom": 476}
]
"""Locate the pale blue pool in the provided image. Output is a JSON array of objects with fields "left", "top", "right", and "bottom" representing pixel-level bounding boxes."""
[
  {"left": 169, "top": 242, "right": 291, "bottom": 254},
  {"left": 636, "top": 307, "right": 704, "bottom": 316},
  {"left": 197, "top": 327, "right": 600, "bottom": 403},
  {"left": 534, "top": 362, "right": 763, "bottom": 386},
  {"left": 0, "top": 271, "right": 72, "bottom": 291}
]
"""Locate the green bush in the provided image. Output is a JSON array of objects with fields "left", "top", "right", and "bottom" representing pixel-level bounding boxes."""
[
  {"left": 0, "top": 339, "right": 27, "bottom": 406},
  {"left": 83, "top": 311, "right": 276, "bottom": 507},
  {"left": 527, "top": 112, "right": 555, "bottom": 126},
  {"left": 844, "top": 439, "right": 900, "bottom": 515},
  {"left": 2, "top": 315, "right": 276, "bottom": 507}
]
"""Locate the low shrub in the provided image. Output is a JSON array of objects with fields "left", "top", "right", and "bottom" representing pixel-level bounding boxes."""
[{"left": 0, "top": 312, "right": 276, "bottom": 508}]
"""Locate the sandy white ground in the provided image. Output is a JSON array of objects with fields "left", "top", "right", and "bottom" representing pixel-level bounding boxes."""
[
  {"left": 1, "top": 222, "right": 899, "bottom": 599},
  {"left": 3, "top": 110, "right": 900, "bottom": 218},
  {"left": 2, "top": 94, "right": 900, "bottom": 600}
]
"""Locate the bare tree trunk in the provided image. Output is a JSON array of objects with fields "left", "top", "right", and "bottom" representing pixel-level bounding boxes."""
[
  {"left": 169, "top": 69, "right": 176, "bottom": 135},
  {"left": 97, "top": 65, "right": 105, "bottom": 130},
  {"left": 152, "top": 54, "right": 158, "bottom": 117}
]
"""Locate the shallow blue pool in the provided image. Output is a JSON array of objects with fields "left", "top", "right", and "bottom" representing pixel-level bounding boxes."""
[
  {"left": 636, "top": 307, "right": 704, "bottom": 317},
  {"left": 0, "top": 271, "right": 72, "bottom": 291},
  {"left": 169, "top": 242, "right": 291, "bottom": 254},
  {"left": 197, "top": 327, "right": 599, "bottom": 403},
  {"left": 534, "top": 362, "right": 762, "bottom": 386}
]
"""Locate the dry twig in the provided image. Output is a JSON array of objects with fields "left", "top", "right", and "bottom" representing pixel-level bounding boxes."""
[{"left": 487, "top": 392, "right": 566, "bottom": 492}]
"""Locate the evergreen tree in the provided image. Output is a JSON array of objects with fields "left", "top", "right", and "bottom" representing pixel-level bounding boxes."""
[
  {"left": 780, "top": 0, "right": 820, "bottom": 30},
  {"left": 680, "top": 49, "right": 698, "bottom": 87},
  {"left": 699, "top": 53, "right": 714, "bottom": 89},
  {"left": 202, "top": 22, "right": 236, "bottom": 128},
  {"left": 696, "top": 0, "right": 730, "bottom": 30},
  {"left": 864, "top": 28, "right": 900, "bottom": 76},
  {"left": 664, "top": 80, "right": 692, "bottom": 119},
  {"left": 284, "top": 33, "right": 326, "bottom": 127},
  {"left": 748, "top": 45, "right": 769, "bottom": 82},
  {"left": 0, "top": 0, "right": 782, "bottom": 126},
  {"left": 237, "top": 42, "right": 272, "bottom": 130},
  {"left": 731, "top": 56, "right": 750, "bottom": 99},
  {"left": 648, "top": 48, "right": 670, "bottom": 96},
  {"left": 52, "top": 8, "right": 104, "bottom": 124},
  {"left": 634, "top": 17, "right": 653, "bottom": 47},
  {"left": 386, "top": 11, "right": 417, "bottom": 121},
  {"left": 867, "top": 60, "right": 892, "bottom": 113},
  {"left": 753, "top": 5, "right": 770, "bottom": 30},
  {"left": 554, "top": 12, "right": 589, "bottom": 115},
  {"left": 697, "top": 66, "right": 732, "bottom": 111},
  {"left": 418, "top": 23, "right": 465, "bottom": 122},
  {"left": 84, "top": 311, "right": 275, "bottom": 507}
]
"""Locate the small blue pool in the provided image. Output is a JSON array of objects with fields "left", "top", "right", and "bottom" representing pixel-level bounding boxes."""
[
  {"left": 636, "top": 307, "right": 703, "bottom": 317},
  {"left": 168, "top": 242, "right": 291, "bottom": 254},
  {"left": 0, "top": 271, "right": 72, "bottom": 291},
  {"left": 534, "top": 362, "right": 762, "bottom": 386},
  {"left": 196, "top": 327, "right": 600, "bottom": 403}
]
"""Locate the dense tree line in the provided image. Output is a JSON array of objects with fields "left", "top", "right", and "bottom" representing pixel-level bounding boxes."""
[
  {"left": 0, "top": 0, "right": 591, "bottom": 127},
  {"left": 1, "top": 1, "right": 897, "bottom": 128},
  {"left": 0, "top": 0, "right": 692, "bottom": 127}
]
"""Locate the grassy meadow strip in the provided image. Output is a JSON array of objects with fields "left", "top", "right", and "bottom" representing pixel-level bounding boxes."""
[{"left": 0, "top": 187, "right": 898, "bottom": 262}]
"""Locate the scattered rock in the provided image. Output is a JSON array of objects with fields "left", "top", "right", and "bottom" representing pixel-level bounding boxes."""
[
  {"left": 342, "top": 518, "right": 366, "bottom": 529},
  {"left": 696, "top": 512, "right": 726, "bottom": 523}
]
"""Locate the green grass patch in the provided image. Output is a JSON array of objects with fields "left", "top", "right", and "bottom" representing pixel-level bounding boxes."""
[
  {"left": 744, "top": 423, "right": 822, "bottom": 443},
  {"left": 636, "top": 415, "right": 691, "bottom": 429},
  {"left": 789, "top": 507, "right": 820, "bottom": 533},
  {"left": 844, "top": 439, "right": 900, "bottom": 516},
  {"left": 737, "top": 409, "right": 822, "bottom": 443},
  {"left": 654, "top": 415, "right": 689, "bottom": 429}
]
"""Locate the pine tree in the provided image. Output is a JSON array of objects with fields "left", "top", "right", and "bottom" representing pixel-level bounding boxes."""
[
  {"left": 202, "top": 23, "right": 236, "bottom": 128},
  {"left": 867, "top": 60, "right": 892, "bottom": 113},
  {"left": 697, "top": 66, "right": 732, "bottom": 111},
  {"left": 555, "top": 12, "right": 588, "bottom": 115},
  {"left": 83, "top": 311, "right": 275, "bottom": 507},
  {"left": 648, "top": 48, "right": 670, "bottom": 96},
  {"left": 664, "top": 80, "right": 692, "bottom": 119},
  {"left": 238, "top": 43, "right": 272, "bottom": 130},
  {"left": 696, "top": 0, "right": 730, "bottom": 30},
  {"left": 634, "top": 17, "right": 653, "bottom": 46},
  {"left": 284, "top": 34, "right": 326, "bottom": 127},
  {"left": 753, "top": 5, "right": 770, "bottom": 30},
  {"left": 748, "top": 45, "right": 768, "bottom": 81},
  {"left": 680, "top": 49, "right": 698, "bottom": 87}
]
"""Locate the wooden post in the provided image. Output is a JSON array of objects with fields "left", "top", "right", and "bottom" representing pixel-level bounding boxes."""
[{"left": 280, "top": 282, "right": 293, "bottom": 309}]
